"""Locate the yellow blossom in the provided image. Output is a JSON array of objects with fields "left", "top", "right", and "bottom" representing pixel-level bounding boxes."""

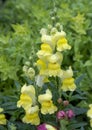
[
  {"left": 61, "top": 78, "right": 76, "bottom": 91},
  {"left": 47, "top": 62, "right": 63, "bottom": 77},
  {"left": 35, "top": 75, "right": 49, "bottom": 87},
  {"left": 38, "top": 89, "right": 57, "bottom": 114},
  {"left": 21, "top": 84, "right": 35, "bottom": 95},
  {"left": 21, "top": 84, "right": 36, "bottom": 105},
  {"left": 36, "top": 59, "right": 47, "bottom": 75},
  {"left": 0, "top": 108, "right": 3, "bottom": 113},
  {"left": 37, "top": 43, "right": 52, "bottom": 59},
  {"left": 52, "top": 31, "right": 66, "bottom": 43},
  {"left": 57, "top": 37, "right": 71, "bottom": 52},
  {"left": 17, "top": 93, "right": 32, "bottom": 111},
  {"left": 47, "top": 52, "right": 63, "bottom": 64},
  {"left": 41, "top": 35, "right": 52, "bottom": 45},
  {"left": 62, "top": 66, "right": 73, "bottom": 79},
  {"left": 0, "top": 108, "right": 7, "bottom": 125},
  {"left": 46, "top": 124, "right": 56, "bottom": 130},
  {"left": 0, "top": 114, "right": 7, "bottom": 125},
  {"left": 87, "top": 104, "right": 92, "bottom": 118},
  {"left": 22, "top": 106, "right": 40, "bottom": 125}
]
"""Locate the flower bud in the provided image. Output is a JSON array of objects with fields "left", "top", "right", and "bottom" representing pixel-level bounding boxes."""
[
  {"left": 57, "top": 98, "right": 62, "bottom": 104},
  {"left": 63, "top": 100, "right": 69, "bottom": 106},
  {"left": 28, "top": 67, "right": 35, "bottom": 78},
  {"left": 57, "top": 111, "right": 66, "bottom": 120},
  {"left": 66, "top": 110, "right": 75, "bottom": 119},
  {"left": 23, "top": 65, "right": 28, "bottom": 72},
  {"left": 51, "top": 17, "right": 55, "bottom": 21},
  {"left": 51, "top": 27, "right": 57, "bottom": 34},
  {"left": 25, "top": 61, "right": 30, "bottom": 66}
]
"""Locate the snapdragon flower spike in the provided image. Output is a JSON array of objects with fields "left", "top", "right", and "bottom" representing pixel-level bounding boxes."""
[
  {"left": 66, "top": 110, "right": 75, "bottom": 119},
  {"left": 57, "top": 110, "right": 66, "bottom": 120}
]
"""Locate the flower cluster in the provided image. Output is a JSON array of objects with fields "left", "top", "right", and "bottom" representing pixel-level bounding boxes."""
[
  {"left": 36, "top": 24, "right": 76, "bottom": 91},
  {"left": 87, "top": 104, "right": 92, "bottom": 127},
  {"left": 17, "top": 84, "right": 57, "bottom": 125},
  {"left": 17, "top": 23, "right": 77, "bottom": 128},
  {"left": 57, "top": 110, "right": 75, "bottom": 120},
  {"left": 0, "top": 108, "right": 7, "bottom": 125}
]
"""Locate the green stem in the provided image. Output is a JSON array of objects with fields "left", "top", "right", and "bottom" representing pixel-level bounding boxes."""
[{"left": 60, "top": 120, "right": 68, "bottom": 130}]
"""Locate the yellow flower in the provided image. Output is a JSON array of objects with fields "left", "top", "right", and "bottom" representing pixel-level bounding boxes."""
[
  {"left": 47, "top": 62, "right": 63, "bottom": 77},
  {"left": 62, "top": 66, "right": 73, "bottom": 79},
  {"left": 17, "top": 93, "right": 32, "bottom": 111},
  {"left": 21, "top": 84, "right": 35, "bottom": 96},
  {"left": 41, "top": 35, "right": 52, "bottom": 45},
  {"left": 47, "top": 52, "right": 63, "bottom": 64},
  {"left": 46, "top": 124, "right": 57, "bottom": 130},
  {"left": 52, "top": 31, "right": 66, "bottom": 43},
  {"left": 57, "top": 37, "right": 71, "bottom": 52},
  {"left": 35, "top": 75, "right": 49, "bottom": 87},
  {"left": 22, "top": 106, "right": 40, "bottom": 125},
  {"left": 61, "top": 78, "right": 76, "bottom": 91},
  {"left": 87, "top": 104, "right": 92, "bottom": 118},
  {"left": 21, "top": 84, "right": 36, "bottom": 104},
  {"left": 0, "top": 108, "right": 3, "bottom": 113},
  {"left": 0, "top": 114, "right": 7, "bottom": 125},
  {"left": 38, "top": 89, "right": 57, "bottom": 114},
  {"left": 37, "top": 43, "right": 52, "bottom": 59},
  {"left": 36, "top": 59, "right": 47, "bottom": 75}
]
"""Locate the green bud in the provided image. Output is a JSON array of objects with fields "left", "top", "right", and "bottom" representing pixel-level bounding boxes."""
[{"left": 25, "top": 61, "right": 30, "bottom": 66}]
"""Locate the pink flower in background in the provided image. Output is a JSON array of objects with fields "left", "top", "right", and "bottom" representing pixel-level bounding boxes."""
[
  {"left": 66, "top": 110, "right": 75, "bottom": 119},
  {"left": 37, "top": 123, "right": 57, "bottom": 130},
  {"left": 37, "top": 123, "right": 47, "bottom": 130},
  {"left": 57, "top": 110, "right": 66, "bottom": 120}
]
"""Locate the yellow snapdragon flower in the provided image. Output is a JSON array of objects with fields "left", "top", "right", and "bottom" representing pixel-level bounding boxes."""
[
  {"left": 35, "top": 75, "right": 49, "bottom": 87},
  {"left": 0, "top": 108, "right": 7, "bottom": 125},
  {"left": 17, "top": 93, "right": 32, "bottom": 111},
  {"left": 57, "top": 37, "right": 71, "bottom": 52},
  {"left": 52, "top": 31, "right": 66, "bottom": 43},
  {"left": 21, "top": 84, "right": 36, "bottom": 104},
  {"left": 37, "top": 43, "right": 52, "bottom": 59},
  {"left": 36, "top": 59, "right": 47, "bottom": 75},
  {"left": 38, "top": 89, "right": 57, "bottom": 114},
  {"left": 47, "top": 62, "right": 63, "bottom": 77},
  {"left": 62, "top": 66, "right": 73, "bottom": 79},
  {"left": 47, "top": 52, "right": 63, "bottom": 64},
  {"left": 61, "top": 77, "right": 76, "bottom": 91},
  {"left": 87, "top": 104, "right": 92, "bottom": 118},
  {"left": 87, "top": 104, "right": 92, "bottom": 127},
  {"left": 22, "top": 106, "right": 40, "bottom": 125},
  {"left": 46, "top": 124, "right": 56, "bottom": 130}
]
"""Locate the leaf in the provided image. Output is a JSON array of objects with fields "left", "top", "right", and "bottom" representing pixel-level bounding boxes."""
[
  {"left": 72, "top": 107, "right": 87, "bottom": 115},
  {"left": 68, "top": 122, "right": 87, "bottom": 129},
  {"left": 69, "top": 94, "right": 87, "bottom": 101}
]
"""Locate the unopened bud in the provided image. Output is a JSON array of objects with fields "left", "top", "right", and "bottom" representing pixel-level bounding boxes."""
[
  {"left": 23, "top": 65, "right": 28, "bottom": 72},
  {"left": 66, "top": 110, "right": 75, "bottom": 119},
  {"left": 25, "top": 61, "right": 30, "bottom": 66},
  {"left": 63, "top": 100, "right": 69, "bottom": 106},
  {"left": 57, "top": 98, "right": 62, "bottom": 104},
  {"left": 57, "top": 111, "right": 66, "bottom": 120}
]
